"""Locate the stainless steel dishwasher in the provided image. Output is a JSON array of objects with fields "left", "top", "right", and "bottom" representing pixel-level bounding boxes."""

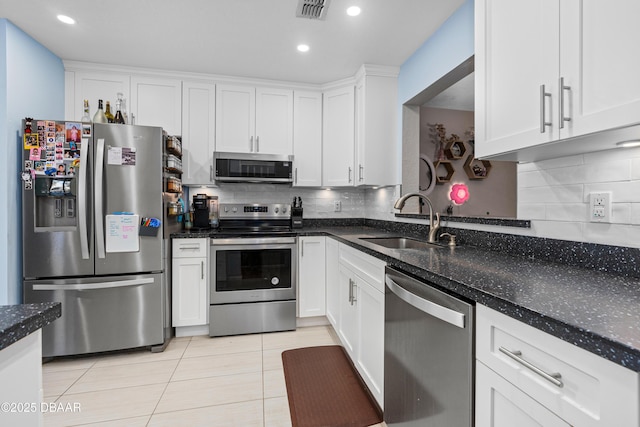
[{"left": 384, "top": 267, "right": 474, "bottom": 427}]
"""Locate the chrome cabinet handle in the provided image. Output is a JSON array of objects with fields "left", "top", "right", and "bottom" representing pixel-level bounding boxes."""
[
  {"left": 250, "top": 136, "right": 254, "bottom": 152},
  {"left": 499, "top": 346, "right": 563, "bottom": 388},
  {"left": 201, "top": 261, "right": 204, "bottom": 279},
  {"left": 301, "top": 241, "right": 304, "bottom": 257},
  {"left": 359, "top": 164, "right": 363, "bottom": 182},
  {"left": 348, "top": 278, "right": 353, "bottom": 304},
  {"left": 348, "top": 167, "right": 353, "bottom": 183},
  {"left": 294, "top": 168, "right": 298, "bottom": 184},
  {"left": 350, "top": 279, "right": 357, "bottom": 305},
  {"left": 559, "top": 77, "right": 571, "bottom": 129},
  {"left": 540, "top": 84, "right": 552, "bottom": 133},
  {"left": 256, "top": 136, "right": 259, "bottom": 152},
  {"left": 210, "top": 164, "right": 214, "bottom": 182}
]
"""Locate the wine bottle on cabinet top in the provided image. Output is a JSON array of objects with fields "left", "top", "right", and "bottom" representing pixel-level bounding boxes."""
[
  {"left": 114, "top": 96, "right": 125, "bottom": 124},
  {"left": 104, "top": 101, "right": 114, "bottom": 123},
  {"left": 81, "top": 99, "right": 91, "bottom": 122},
  {"left": 93, "top": 99, "right": 107, "bottom": 123}
]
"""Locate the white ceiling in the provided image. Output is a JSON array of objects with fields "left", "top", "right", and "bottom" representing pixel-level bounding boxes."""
[{"left": 1, "top": 0, "right": 466, "bottom": 85}]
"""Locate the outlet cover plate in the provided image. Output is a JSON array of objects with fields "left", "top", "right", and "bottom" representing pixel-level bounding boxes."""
[
  {"left": 589, "top": 192, "right": 612, "bottom": 223},
  {"left": 334, "top": 200, "right": 341, "bottom": 212}
]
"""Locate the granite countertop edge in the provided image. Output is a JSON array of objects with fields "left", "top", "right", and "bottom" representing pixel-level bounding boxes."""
[
  {"left": 0, "top": 302, "right": 62, "bottom": 351},
  {"left": 173, "top": 227, "right": 640, "bottom": 372}
]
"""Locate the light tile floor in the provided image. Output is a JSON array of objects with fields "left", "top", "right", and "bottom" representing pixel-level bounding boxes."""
[{"left": 42, "top": 325, "right": 386, "bottom": 427}]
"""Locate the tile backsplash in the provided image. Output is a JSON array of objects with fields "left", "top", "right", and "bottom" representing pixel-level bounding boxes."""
[
  {"left": 518, "top": 147, "right": 640, "bottom": 248},
  {"left": 185, "top": 184, "right": 366, "bottom": 218}
]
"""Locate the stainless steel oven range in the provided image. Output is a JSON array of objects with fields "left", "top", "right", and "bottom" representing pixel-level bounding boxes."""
[{"left": 209, "top": 203, "right": 296, "bottom": 337}]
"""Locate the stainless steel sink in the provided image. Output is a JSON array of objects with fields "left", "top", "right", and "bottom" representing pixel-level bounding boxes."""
[{"left": 359, "top": 236, "right": 444, "bottom": 250}]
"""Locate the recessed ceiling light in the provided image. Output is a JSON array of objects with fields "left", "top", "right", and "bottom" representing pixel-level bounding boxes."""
[
  {"left": 297, "top": 44, "right": 310, "bottom": 53},
  {"left": 616, "top": 140, "right": 640, "bottom": 148},
  {"left": 346, "top": 6, "right": 361, "bottom": 16},
  {"left": 57, "top": 14, "right": 76, "bottom": 25}
]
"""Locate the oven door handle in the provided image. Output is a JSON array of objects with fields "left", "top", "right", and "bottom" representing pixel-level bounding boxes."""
[{"left": 210, "top": 237, "right": 297, "bottom": 246}]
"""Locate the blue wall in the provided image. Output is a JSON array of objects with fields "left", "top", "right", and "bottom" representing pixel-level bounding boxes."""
[
  {"left": 397, "top": 0, "right": 474, "bottom": 104},
  {"left": 0, "top": 19, "right": 64, "bottom": 304}
]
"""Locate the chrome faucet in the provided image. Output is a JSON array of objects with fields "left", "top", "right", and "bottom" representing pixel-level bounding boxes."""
[{"left": 394, "top": 192, "right": 441, "bottom": 243}]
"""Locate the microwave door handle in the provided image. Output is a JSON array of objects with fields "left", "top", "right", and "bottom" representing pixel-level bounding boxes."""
[
  {"left": 95, "top": 137, "right": 106, "bottom": 259},
  {"left": 78, "top": 137, "right": 90, "bottom": 259}
]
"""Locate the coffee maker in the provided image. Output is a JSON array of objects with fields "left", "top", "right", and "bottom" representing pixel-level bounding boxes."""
[{"left": 193, "top": 194, "right": 211, "bottom": 229}]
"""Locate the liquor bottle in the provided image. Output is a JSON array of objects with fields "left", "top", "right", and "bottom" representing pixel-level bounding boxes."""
[
  {"left": 104, "top": 101, "right": 115, "bottom": 123},
  {"left": 114, "top": 96, "right": 125, "bottom": 124},
  {"left": 81, "top": 99, "right": 91, "bottom": 122},
  {"left": 116, "top": 92, "right": 128, "bottom": 124},
  {"left": 93, "top": 99, "right": 108, "bottom": 123}
]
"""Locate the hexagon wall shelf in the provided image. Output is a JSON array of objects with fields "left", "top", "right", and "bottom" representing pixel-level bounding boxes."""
[
  {"left": 434, "top": 160, "right": 455, "bottom": 184},
  {"left": 463, "top": 156, "right": 492, "bottom": 180}
]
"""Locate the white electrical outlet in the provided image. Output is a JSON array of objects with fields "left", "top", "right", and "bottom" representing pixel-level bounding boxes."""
[
  {"left": 334, "top": 200, "right": 342, "bottom": 212},
  {"left": 589, "top": 192, "right": 612, "bottom": 223}
]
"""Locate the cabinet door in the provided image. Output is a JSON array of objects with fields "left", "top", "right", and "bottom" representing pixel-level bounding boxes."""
[
  {"left": 172, "top": 257, "right": 207, "bottom": 327},
  {"left": 476, "top": 361, "right": 570, "bottom": 427},
  {"left": 337, "top": 263, "right": 358, "bottom": 357},
  {"left": 215, "top": 84, "right": 255, "bottom": 153},
  {"left": 298, "top": 236, "right": 326, "bottom": 318},
  {"left": 323, "top": 86, "right": 355, "bottom": 187},
  {"left": 182, "top": 81, "right": 216, "bottom": 185},
  {"left": 325, "top": 238, "right": 340, "bottom": 328},
  {"left": 356, "top": 278, "right": 384, "bottom": 408},
  {"left": 355, "top": 74, "right": 398, "bottom": 187},
  {"left": 293, "top": 91, "right": 322, "bottom": 186},
  {"left": 475, "top": 0, "right": 560, "bottom": 158},
  {"left": 255, "top": 87, "right": 293, "bottom": 155},
  {"left": 560, "top": 0, "right": 640, "bottom": 139},
  {"left": 130, "top": 76, "right": 182, "bottom": 135},
  {"left": 71, "top": 71, "right": 130, "bottom": 122}
]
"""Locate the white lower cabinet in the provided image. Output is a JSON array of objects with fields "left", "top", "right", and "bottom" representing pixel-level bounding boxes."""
[
  {"left": 476, "top": 304, "right": 640, "bottom": 427},
  {"left": 172, "top": 239, "right": 209, "bottom": 335},
  {"left": 336, "top": 243, "right": 386, "bottom": 409},
  {"left": 476, "top": 361, "right": 570, "bottom": 427},
  {"left": 325, "top": 237, "right": 340, "bottom": 328},
  {"left": 297, "top": 236, "right": 326, "bottom": 318}
]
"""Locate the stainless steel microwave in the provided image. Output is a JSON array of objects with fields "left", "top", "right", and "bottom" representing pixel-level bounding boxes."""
[{"left": 214, "top": 152, "right": 294, "bottom": 183}]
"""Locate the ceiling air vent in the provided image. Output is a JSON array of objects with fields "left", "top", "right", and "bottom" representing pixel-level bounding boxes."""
[{"left": 296, "top": 0, "right": 331, "bottom": 20}]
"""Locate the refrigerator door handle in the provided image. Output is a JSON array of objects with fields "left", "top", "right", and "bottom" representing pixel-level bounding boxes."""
[
  {"left": 33, "top": 277, "right": 155, "bottom": 291},
  {"left": 78, "top": 137, "right": 90, "bottom": 259},
  {"left": 95, "top": 137, "right": 106, "bottom": 259}
]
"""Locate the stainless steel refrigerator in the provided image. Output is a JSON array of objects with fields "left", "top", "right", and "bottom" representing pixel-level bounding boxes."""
[{"left": 22, "top": 121, "right": 172, "bottom": 357}]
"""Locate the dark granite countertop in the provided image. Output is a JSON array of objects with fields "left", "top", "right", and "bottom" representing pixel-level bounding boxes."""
[
  {"left": 0, "top": 302, "right": 61, "bottom": 351},
  {"left": 172, "top": 224, "right": 640, "bottom": 372}
]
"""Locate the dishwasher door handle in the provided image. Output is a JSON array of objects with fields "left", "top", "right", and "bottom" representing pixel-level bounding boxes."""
[{"left": 386, "top": 276, "right": 466, "bottom": 329}]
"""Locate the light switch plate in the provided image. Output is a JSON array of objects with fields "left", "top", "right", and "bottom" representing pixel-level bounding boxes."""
[{"left": 589, "top": 192, "right": 612, "bottom": 223}]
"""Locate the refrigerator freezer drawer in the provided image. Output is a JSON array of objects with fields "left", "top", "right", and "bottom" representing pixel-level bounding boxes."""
[{"left": 24, "top": 273, "right": 164, "bottom": 357}]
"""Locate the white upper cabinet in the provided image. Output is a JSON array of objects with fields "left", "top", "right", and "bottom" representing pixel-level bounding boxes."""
[
  {"left": 355, "top": 66, "right": 399, "bottom": 186},
  {"left": 66, "top": 70, "right": 131, "bottom": 122},
  {"left": 322, "top": 85, "right": 355, "bottom": 187},
  {"left": 560, "top": 0, "right": 640, "bottom": 138},
  {"left": 182, "top": 81, "right": 216, "bottom": 185},
  {"left": 293, "top": 91, "right": 323, "bottom": 187},
  {"left": 476, "top": 0, "right": 640, "bottom": 161},
  {"left": 215, "top": 84, "right": 293, "bottom": 155},
  {"left": 130, "top": 76, "right": 182, "bottom": 136}
]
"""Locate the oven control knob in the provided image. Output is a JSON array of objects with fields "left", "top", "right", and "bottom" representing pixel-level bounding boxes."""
[{"left": 274, "top": 207, "right": 279, "bottom": 214}]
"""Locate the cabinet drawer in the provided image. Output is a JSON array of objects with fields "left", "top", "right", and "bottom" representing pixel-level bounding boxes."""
[
  {"left": 172, "top": 238, "right": 208, "bottom": 258},
  {"left": 339, "top": 243, "right": 386, "bottom": 292},
  {"left": 476, "top": 304, "right": 640, "bottom": 427}
]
